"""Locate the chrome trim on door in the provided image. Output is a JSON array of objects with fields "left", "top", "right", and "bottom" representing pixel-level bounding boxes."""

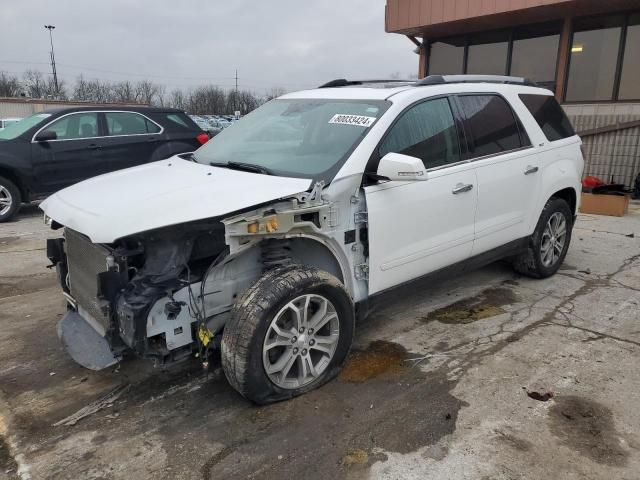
[{"left": 31, "top": 110, "right": 164, "bottom": 143}]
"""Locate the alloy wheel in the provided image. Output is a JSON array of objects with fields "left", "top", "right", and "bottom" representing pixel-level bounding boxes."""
[
  {"left": 540, "top": 212, "right": 567, "bottom": 267},
  {"left": 0, "top": 186, "right": 13, "bottom": 217},
  {"left": 262, "top": 294, "right": 340, "bottom": 389}
]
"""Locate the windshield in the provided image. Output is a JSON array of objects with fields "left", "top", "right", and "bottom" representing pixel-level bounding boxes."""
[
  {"left": 0, "top": 113, "right": 51, "bottom": 140},
  {"left": 192, "top": 98, "right": 389, "bottom": 180}
]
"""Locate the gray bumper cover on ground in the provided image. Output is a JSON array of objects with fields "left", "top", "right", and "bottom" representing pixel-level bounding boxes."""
[{"left": 57, "top": 310, "right": 119, "bottom": 370}]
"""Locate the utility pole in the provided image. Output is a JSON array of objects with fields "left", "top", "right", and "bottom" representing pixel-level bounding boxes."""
[
  {"left": 234, "top": 69, "right": 238, "bottom": 114},
  {"left": 44, "top": 25, "right": 59, "bottom": 98}
]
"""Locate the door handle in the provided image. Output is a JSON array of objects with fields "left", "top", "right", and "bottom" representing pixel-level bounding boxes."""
[
  {"left": 452, "top": 183, "right": 473, "bottom": 194},
  {"left": 87, "top": 144, "right": 101, "bottom": 150},
  {"left": 524, "top": 165, "right": 539, "bottom": 175}
]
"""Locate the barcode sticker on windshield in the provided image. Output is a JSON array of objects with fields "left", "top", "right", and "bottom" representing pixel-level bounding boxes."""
[{"left": 328, "top": 114, "right": 376, "bottom": 127}]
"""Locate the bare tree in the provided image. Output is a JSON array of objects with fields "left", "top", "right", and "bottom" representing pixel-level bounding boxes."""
[
  {"left": 0, "top": 72, "right": 22, "bottom": 97},
  {"left": 22, "top": 69, "right": 66, "bottom": 99},
  {"left": 264, "top": 87, "right": 286, "bottom": 102},
  {"left": 23, "top": 70, "right": 47, "bottom": 98},
  {"left": 112, "top": 80, "right": 136, "bottom": 103},
  {"left": 135, "top": 80, "right": 164, "bottom": 106}
]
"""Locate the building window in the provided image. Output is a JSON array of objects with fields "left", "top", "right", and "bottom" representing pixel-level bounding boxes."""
[
  {"left": 429, "top": 40, "right": 465, "bottom": 75},
  {"left": 619, "top": 13, "right": 640, "bottom": 100},
  {"left": 511, "top": 23, "right": 561, "bottom": 89},
  {"left": 566, "top": 16, "right": 624, "bottom": 102},
  {"left": 466, "top": 31, "right": 509, "bottom": 75}
]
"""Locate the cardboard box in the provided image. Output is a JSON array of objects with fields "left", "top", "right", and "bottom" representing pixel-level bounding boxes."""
[{"left": 580, "top": 192, "right": 630, "bottom": 217}]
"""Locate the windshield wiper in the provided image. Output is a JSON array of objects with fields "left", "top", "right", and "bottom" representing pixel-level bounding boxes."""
[{"left": 209, "top": 161, "right": 272, "bottom": 176}]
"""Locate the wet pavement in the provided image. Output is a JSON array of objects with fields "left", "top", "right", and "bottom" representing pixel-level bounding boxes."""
[{"left": 1, "top": 203, "right": 639, "bottom": 479}]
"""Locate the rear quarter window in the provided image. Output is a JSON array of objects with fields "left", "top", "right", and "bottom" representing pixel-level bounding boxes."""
[
  {"left": 519, "top": 94, "right": 575, "bottom": 142},
  {"left": 155, "top": 112, "right": 200, "bottom": 132}
]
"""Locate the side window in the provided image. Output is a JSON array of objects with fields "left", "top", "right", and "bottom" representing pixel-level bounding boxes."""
[
  {"left": 519, "top": 94, "right": 575, "bottom": 142},
  {"left": 457, "top": 95, "right": 523, "bottom": 158},
  {"left": 46, "top": 113, "right": 99, "bottom": 140},
  {"left": 379, "top": 97, "right": 461, "bottom": 169},
  {"left": 105, "top": 112, "right": 161, "bottom": 135}
]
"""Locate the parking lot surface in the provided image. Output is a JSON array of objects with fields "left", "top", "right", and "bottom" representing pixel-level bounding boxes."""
[{"left": 1, "top": 203, "right": 639, "bottom": 480}]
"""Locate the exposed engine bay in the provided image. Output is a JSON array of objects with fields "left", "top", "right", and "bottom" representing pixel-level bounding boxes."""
[{"left": 46, "top": 182, "right": 366, "bottom": 370}]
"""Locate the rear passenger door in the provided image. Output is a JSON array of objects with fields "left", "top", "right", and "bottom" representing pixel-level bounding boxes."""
[
  {"left": 100, "top": 111, "right": 164, "bottom": 172},
  {"left": 365, "top": 97, "right": 478, "bottom": 294},
  {"left": 454, "top": 94, "right": 541, "bottom": 257}
]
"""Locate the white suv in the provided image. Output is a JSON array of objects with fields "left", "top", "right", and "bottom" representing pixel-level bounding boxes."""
[{"left": 42, "top": 75, "right": 583, "bottom": 404}]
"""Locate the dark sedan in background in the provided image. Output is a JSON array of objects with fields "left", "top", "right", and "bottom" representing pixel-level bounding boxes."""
[{"left": 0, "top": 106, "right": 208, "bottom": 221}]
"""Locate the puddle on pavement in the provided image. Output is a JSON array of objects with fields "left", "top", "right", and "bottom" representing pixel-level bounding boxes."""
[
  {"left": 549, "top": 396, "right": 628, "bottom": 466},
  {"left": 338, "top": 341, "right": 407, "bottom": 382},
  {"left": 424, "top": 287, "right": 516, "bottom": 324},
  {"left": 342, "top": 448, "right": 369, "bottom": 466}
]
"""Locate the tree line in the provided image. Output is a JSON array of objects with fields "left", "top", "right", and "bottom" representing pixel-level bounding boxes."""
[{"left": 0, "top": 70, "right": 285, "bottom": 115}]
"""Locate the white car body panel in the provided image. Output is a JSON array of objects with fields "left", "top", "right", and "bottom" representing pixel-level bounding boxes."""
[
  {"left": 40, "top": 157, "right": 312, "bottom": 243},
  {"left": 365, "top": 163, "right": 478, "bottom": 294}
]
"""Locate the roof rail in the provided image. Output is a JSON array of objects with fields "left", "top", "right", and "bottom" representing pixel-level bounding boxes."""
[
  {"left": 318, "top": 79, "right": 415, "bottom": 88},
  {"left": 416, "top": 75, "right": 538, "bottom": 87}
]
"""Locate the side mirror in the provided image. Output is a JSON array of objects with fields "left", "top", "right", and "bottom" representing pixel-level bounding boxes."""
[
  {"left": 377, "top": 152, "right": 428, "bottom": 182},
  {"left": 35, "top": 130, "right": 57, "bottom": 142}
]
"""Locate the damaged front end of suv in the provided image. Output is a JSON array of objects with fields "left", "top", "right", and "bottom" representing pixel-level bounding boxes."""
[
  {"left": 41, "top": 94, "right": 389, "bottom": 403},
  {"left": 45, "top": 179, "right": 352, "bottom": 371}
]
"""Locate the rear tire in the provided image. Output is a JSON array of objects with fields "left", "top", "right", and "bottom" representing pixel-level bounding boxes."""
[
  {"left": 221, "top": 265, "right": 354, "bottom": 405},
  {"left": 0, "top": 176, "right": 21, "bottom": 223},
  {"left": 513, "top": 197, "right": 573, "bottom": 279}
]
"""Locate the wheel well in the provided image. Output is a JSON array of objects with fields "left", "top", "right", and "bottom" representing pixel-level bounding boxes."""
[
  {"left": 270, "top": 237, "right": 345, "bottom": 285},
  {"left": 0, "top": 167, "right": 27, "bottom": 201},
  {"left": 550, "top": 187, "right": 577, "bottom": 215}
]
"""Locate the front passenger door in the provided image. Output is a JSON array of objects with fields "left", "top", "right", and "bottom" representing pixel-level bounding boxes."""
[
  {"left": 31, "top": 112, "right": 106, "bottom": 193},
  {"left": 364, "top": 97, "right": 478, "bottom": 294}
]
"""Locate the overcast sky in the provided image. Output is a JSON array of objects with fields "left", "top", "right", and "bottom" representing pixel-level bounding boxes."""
[{"left": 0, "top": 0, "right": 417, "bottom": 95}]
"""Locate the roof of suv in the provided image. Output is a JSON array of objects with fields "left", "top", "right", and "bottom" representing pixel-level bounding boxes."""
[
  {"left": 40, "top": 106, "right": 187, "bottom": 115},
  {"left": 281, "top": 75, "right": 554, "bottom": 102}
]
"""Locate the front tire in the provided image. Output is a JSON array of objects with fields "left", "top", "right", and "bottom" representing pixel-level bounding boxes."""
[
  {"left": 221, "top": 265, "right": 354, "bottom": 404},
  {"left": 0, "top": 176, "right": 21, "bottom": 223},
  {"left": 513, "top": 197, "right": 573, "bottom": 279}
]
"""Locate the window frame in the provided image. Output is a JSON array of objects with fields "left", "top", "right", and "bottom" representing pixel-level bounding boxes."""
[
  {"left": 32, "top": 111, "right": 103, "bottom": 142},
  {"left": 424, "top": 11, "right": 640, "bottom": 103},
  {"left": 561, "top": 11, "right": 640, "bottom": 103},
  {"left": 451, "top": 93, "right": 533, "bottom": 162},
  {"left": 31, "top": 110, "right": 163, "bottom": 143},
  {"left": 426, "top": 22, "right": 563, "bottom": 92},
  {"left": 365, "top": 94, "right": 468, "bottom": 179},
  {"left": 103, "top": 111, "right": 163, "bottom": 137}
]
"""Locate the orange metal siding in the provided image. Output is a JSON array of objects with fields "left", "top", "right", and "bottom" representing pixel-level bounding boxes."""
[{"left": 386, "top": 0, "right": 575, "bottom": 32}]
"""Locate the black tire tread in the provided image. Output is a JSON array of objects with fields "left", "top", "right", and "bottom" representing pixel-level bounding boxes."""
[
  {"left": 513, "top": 197, "right": 573, "bottom": 279},
  {"left": 221, "top": 265, "right": 351, "bottom": 402}
]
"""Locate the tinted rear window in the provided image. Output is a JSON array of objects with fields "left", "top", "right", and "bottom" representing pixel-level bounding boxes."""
[
  {"left": 519, "top": 94, "right": 575, "bottom": 142},
  {"left": 154, "top": 112, "right": 199, "bottom": 132},
  {"left": 457, "top": 95, "right": 524, "bottom": 158}
]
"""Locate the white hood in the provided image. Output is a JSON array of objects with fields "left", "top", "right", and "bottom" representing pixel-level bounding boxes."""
[{"left": 40, "top": 157, "right": 312, "bottom": 243}]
